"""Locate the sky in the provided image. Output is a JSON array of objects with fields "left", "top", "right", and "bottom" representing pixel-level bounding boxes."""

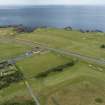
[{"left": 0, "top": 0, "right": 105, "bottom": 5}]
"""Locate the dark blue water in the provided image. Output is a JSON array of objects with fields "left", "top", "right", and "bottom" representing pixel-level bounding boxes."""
[{"left": 0, "top": 5, "right": 105, "bottom": 31}]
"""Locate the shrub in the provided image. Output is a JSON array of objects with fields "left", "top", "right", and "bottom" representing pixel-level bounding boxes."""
[
  {"left": 100, "top": 44, "right": 105, "bottom": 48},
  {"left": 95, "top": 98, "right": 103, "bottom": 103},
  {"left": 64, "top": 26, "right": 72, "bottom": 31}
]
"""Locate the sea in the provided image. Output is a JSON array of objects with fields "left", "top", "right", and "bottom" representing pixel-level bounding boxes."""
[{"left": 0, "top": 5, "right": 105, "bottom": 31}]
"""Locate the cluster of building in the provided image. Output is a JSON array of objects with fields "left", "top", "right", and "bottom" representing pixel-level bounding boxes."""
[{"left": 0, "top": 61, "right": 16, "bottom": 77}]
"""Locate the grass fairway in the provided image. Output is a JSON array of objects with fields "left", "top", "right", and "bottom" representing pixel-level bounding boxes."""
[{"left": 16, "top": 28, "right": 105, "bottom": 59}]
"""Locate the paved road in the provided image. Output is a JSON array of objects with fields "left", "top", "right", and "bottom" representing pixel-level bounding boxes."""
[{"left": 15, "top": 38, "right": 105, "bottom": 66}]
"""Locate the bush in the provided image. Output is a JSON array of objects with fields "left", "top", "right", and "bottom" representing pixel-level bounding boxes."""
[
  {"left": 95, "top": 98, "right": 103, "bottom": 103},
  {"left": 100, "top": 44, "right": 105, "bottom": 48},
  {"left": 64, "top": 26, "right": 72, "bottom": 31}
]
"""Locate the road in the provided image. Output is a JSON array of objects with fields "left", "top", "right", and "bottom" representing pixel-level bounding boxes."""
[{"left": 15, "top": 38, "right": 105, "bottom": 66}]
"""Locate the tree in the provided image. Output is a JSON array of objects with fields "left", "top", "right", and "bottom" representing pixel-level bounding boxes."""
[{"left": 64, "top": 26, "right": 72, "bottom": 31}]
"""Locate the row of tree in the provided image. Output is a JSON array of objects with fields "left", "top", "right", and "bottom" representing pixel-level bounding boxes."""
[{"left": 80, "top": 29, "right": 103, "bottom": 33}]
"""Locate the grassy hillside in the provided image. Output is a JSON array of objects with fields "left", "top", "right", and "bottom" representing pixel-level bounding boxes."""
[
  {"left": 0, "top": 28, "right": 105, "bottom": 105},
  {"left": 0, "top": 42, "right": 31, "bottom": 60}
]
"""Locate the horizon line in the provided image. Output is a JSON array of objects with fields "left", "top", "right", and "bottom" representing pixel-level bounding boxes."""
[{"left": 0, "top": 4, "right": 105, "bottom": 7}]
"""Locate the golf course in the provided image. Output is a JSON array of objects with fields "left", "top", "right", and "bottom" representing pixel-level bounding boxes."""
[{"left": 0, "top": 27, "right": 105, "bottom": 105}]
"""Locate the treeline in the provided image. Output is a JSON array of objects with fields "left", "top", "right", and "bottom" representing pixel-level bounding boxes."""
[
  {"left": 0, "top": 71, "right": 23, "bottom": 90},
  {"left": 63, "top": 26, "right": 103, "bottom": 33},
  {"left": 13, "top": 25, "right": 35, "bottom": 33},
  {"left": 35, "top": 61, "right": 75, "bottom": 79},
  {"left": 80, "top": 29, "right": 103, "bottom": 33},
  {"left": 0, "top": 24, "right": 35, "bottom": 33},
  {"left": 0, "top": 25, "right": 18, "bottom": 28},
  {"left": 0, "top": 100, "right": 35, "bottom": 105}
]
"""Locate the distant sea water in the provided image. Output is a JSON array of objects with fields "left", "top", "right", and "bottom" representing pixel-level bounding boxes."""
[{"left": 0, "top": 5, "right": 105, "bottom": 31}]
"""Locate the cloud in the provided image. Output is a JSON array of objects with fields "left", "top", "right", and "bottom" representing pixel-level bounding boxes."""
[{"left": 0, "top": 0, "right": 105, "bottom": 5}]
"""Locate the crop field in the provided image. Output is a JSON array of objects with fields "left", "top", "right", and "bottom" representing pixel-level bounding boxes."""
[{"left": 0, "top": 28, "right": 105, "bottom": 105}]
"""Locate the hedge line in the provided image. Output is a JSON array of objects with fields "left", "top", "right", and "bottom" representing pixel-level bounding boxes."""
[
  {"left": 35, "top": 61, "right": 75, "bottom": 79},
  {"left": 0, "top": 100, "right": 35, "bottom": 105}
]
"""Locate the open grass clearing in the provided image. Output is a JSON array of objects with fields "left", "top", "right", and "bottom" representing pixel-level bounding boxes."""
[
  {"left": 16, "top": 52, "right": 72, "bottom": 78},
  {"left": 0, "top": 41, "right": 31, "bottom": 60},
  {"left": 0, "top": 81, "right": 30, "bottom": 103}
]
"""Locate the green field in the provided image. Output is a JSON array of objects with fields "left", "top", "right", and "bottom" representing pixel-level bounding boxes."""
[
  {"left": 17, "top": 52, "right": 72, "bottom": 78},
  {"left": 16, "top": 28, "right": 105, "bottom": 59},
  {"left": 0, "top": 28, "right": 105, "bottom": 105},
  {"left": 0, "top": 41, "right": 32, "bottom": 60}
]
